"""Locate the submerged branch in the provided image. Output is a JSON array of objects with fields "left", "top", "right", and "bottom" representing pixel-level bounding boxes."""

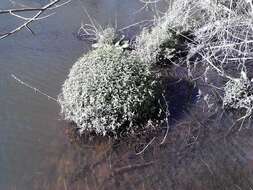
[{"left": 136, "top": 137, "right": 156, "bottom": 155}]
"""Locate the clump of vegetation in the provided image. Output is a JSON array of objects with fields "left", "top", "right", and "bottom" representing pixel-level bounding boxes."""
[
  {"left": 134, "top": 0, "right": 229, "bottom": 66},
  {"left": 135, "top": 18, "right": 178, "bottom": 64},
  {"left": 58, "top": 38, "right": 158, "bottom": 136},
  {"left": 223, "top": 71, "right": 253, "bottom": 116},
  {"left": 92, "top": 27, "right": 117, "bottom": 48},
  {"left": 185, "top": 0, "right": 253, "bottom": 127},
  {"left": 187, "top": 0, "right": 253, "bottom": 70},
  {"left": 59, "top": 0, "right": 253, "bottom": 137}
]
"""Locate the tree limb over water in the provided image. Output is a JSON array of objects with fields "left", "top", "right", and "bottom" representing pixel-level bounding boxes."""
[{"left": 0, "top": 0, "right": 71, "bottom": 40}]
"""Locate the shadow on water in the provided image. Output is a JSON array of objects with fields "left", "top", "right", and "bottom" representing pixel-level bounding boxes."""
[{"left": 164, "top": 79, "right": 199, "bottom": 120}]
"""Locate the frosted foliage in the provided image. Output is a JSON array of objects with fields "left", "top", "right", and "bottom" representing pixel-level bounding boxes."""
[
  {"left": 187, "top": 0, "right": 253, "bottom": 87},
  {"left": 135, "top": 19, "right": 175, "bottom": 64},
  {"left": 223, "top": 72, "right": 253, "bottom": 112},
  {"left": 170, "top": 0, "right": 228, "bottom": 29},
  {"left": 93, "top": 28, "right": 116, "bottom": 48},
  {"left": 58, "top": 44, "right": 155, "bottom": 135},
  {"left": 135, "top": 0, "right": 235, "bottom": 64}
]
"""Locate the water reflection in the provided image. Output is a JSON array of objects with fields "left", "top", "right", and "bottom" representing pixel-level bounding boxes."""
[{"left": 32, "top": 118, "right": 253, "bottom": 190}]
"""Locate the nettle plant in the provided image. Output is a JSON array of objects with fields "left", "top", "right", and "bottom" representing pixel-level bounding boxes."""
[{"left": 58, "top": 33, "right": 159, "bottom": 136}]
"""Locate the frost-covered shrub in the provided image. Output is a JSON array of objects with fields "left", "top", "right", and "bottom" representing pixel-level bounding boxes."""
[
  {"left": 135, "top": 0, "right": 233, "bottom": 65},
  {"left": 170, "top": 0, "right": 229, "bottom": 29},
  {"left": 135, "top": 18, "right": 177, "bottom": 64},
  {"left": 218, "top": 0, "right": 253, "bottom": 16},
  {"left": 135, "top": 0, "right": 186, "bottom": 64},
  {"left": 58, "top": 44, "right": 157, "bottom": 136},
  {"left": 187, "top": 0, "right": 253, "bottom": 81},
  {"left": 223, "top": 71, "right": 253, "bottom": 112},
  {"left": 92, "top": 27, "right": 117, "bottom": 48}
]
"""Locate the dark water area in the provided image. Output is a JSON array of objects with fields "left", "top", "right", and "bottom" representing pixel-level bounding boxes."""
[
  {"left": 164, "top": 79, "right": 199, "bottom": 120},
  {"left": 1, "top": 0, "right": 253, "bottom": 190}
]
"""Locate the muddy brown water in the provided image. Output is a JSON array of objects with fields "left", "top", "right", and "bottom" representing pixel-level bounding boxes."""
[{"left": 1, "top": 0, "right": 253, "bottom": 190}]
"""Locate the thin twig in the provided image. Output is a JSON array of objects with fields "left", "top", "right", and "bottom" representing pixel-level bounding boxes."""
[
  {"left": 0, "top": 0, "right": 71, "bottom": 14},
  {"left": 0, "top": 7, "right": 45, "bottom": 14},
  {"left": 159, "top": 94, "right": 170, "bottom": 145},
  {"left": 113, "top": 161, "right": 155, "bottom": 174},
  {"left": 11, "top": 74, "right": 58, "bottom": 102},
  {"left": 200, "top": 157, "right": 214, "bottom": 176},
  {"left": 119, "top": 19, "right": 154, "bottom": 32},
  {"left": 136, "top": 137, "right": 156, "bottom": 155},
  {"left": 9, "top": 10, "right": 56, "bottom": 21}
]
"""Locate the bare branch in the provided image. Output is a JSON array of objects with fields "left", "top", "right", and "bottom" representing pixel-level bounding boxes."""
[
  {"left": 159, "top": 94, "right": 170, "bottom": 145},
  {"left": 11, "top": 74, "right": 57, "bottom": 102},
  {"left": 136, "top": 137, "right": 156, "bottom": 155},
  {"left": 0, "top": 0, "right": 70, "bottom": 40},
  {"left": 9, "top": 10, "right": 56, "bottom": 21},
  {"left": 0, "top": 0, "right": 71, "bottom": 14}
]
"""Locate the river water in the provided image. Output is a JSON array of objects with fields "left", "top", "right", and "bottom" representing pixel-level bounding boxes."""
[
  {"left": 0, "top": 0, "right": 160, "bottom": 189},
  {"left": 1, "top": 1, "right": 253, "bottom": 190}
]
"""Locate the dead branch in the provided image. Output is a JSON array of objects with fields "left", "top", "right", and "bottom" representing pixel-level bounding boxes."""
[
  {"left": 0, "top": 0, "right": 71, "bottom": 14},
  {"left": 0, "top": 0, "right": 70, "bottom": 40},
  {"left": 113, "top": 161, "right": 155, "bottom": 175},
  {"left": 136, "top": 137, "right": 156, "bottom": 155},
  {"left": 159, "top": 94, "right": 170, "bottom": 144},
  {"left": 11, "top": 74, "right": 57, "bottom": 102}
]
